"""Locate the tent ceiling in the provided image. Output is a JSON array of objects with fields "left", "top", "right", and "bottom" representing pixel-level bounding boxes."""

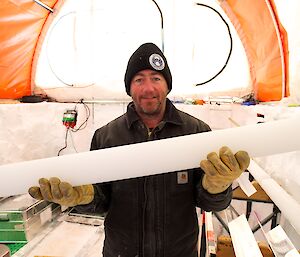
[{"left": 0, "top": 0, "right": 290, "bottom": 102}]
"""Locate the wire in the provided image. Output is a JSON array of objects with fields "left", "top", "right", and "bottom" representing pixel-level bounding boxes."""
[
  {"left": 71, "top": 99, "right": 91, "bottom": 132},
  {"left": 58, "top": 128, "right": 69, "bottom": 156},
  {"left": 46, "top": 12, "right": 76, "bottom": 87},
  {"left": 195, "top": 3, "right": 233, "bottom": 86},
  {"left": 57, "top": 99, "right": 90, "bottom": 155},
  {"left": 46, "top": 11, "right": 95, "bottom": 88},
  {"left": 151, "top": 0, "right": 164, "bottom": 52},
  {"left": 69, "top": 130, "right": 78, "bottom": 153}
]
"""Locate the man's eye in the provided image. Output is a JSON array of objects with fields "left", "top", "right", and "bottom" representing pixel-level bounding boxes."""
[
  {"left": 134, "top": 78, "right": 142, "bottom": 83},
  {"left": 152, "top": 77, "right": 161, "bottom": 81}
]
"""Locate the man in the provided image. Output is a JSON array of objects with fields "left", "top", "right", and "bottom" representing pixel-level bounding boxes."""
[{"left": 29, "top": 43, "right": 250, "bottom": 257}]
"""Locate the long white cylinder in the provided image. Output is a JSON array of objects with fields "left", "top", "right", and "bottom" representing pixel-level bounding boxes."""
[
  {"left": 248, "top": 160, "right": 300, "bottom": 235},
  {"left": 0, "top": 114, "right": 299, "bottom": 197}
]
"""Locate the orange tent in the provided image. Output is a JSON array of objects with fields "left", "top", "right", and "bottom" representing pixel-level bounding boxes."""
[{"left": 0, "top": 0, "right": 289, "bottom": 101}]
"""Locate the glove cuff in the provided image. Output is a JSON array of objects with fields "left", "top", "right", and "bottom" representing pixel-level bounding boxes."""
[{"left": 76, "top": 184, "right": 95, "bottom": 205}]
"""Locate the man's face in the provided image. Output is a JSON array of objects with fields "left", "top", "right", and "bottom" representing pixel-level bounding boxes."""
[{"left": 130, "top": 69, "right": 169, "bottom": 117}]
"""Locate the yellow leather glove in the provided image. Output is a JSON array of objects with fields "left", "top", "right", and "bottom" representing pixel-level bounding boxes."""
[
  {"left": 200, "top": 146, "right": 250, "bottom": 194},
  {"left": 28, "top": 177, "right": 94, "bottom": 207}
]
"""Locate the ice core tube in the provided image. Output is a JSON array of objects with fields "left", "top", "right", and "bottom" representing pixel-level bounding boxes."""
[
  {"left": 0, "top": 114, "right": 299, "bottom": 197},
  {"left": 248, "top": 160, "right": 300, "bottom": 236}
]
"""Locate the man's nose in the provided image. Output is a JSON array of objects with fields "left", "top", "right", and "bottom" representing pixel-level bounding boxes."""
[{"left": 143, "top": 78, "right": 155, "bottom": 91}]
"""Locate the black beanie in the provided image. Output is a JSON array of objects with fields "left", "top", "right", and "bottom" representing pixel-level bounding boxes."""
[{"left": 124, "top": 43, "right": 172, "bottom": 96}]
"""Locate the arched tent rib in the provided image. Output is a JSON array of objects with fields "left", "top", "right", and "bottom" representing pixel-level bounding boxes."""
[
  {"left": 268, "top": 0, "right": 289, "bottom": 99},
  {"left": 31, "top": 0, "right": 65, "bottom": 94}
]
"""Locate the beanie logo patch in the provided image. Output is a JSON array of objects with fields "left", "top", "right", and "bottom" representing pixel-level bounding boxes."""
[{"left": 149, "top": 53, "right": 165, "bottom": 71}]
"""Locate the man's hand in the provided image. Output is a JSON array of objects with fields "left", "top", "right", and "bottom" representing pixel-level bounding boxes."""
[
  {"left": 28, "top": 177, "right": 94, "bottom": 207},
  {"left": 200, "top": 146, "right": 250, "bottom": 194}
]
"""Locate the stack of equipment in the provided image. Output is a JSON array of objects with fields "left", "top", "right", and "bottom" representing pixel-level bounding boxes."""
[{"left": 0, "top": 194, "right": 60, "bottom": 243}]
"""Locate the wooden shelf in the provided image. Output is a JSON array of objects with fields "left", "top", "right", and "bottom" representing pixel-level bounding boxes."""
[{"left": 233, "top": 181, "right": 272, "bottom": 202}]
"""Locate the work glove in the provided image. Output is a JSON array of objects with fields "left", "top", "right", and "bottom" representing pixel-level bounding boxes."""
[
  {"left": 28, "top": 177, "right": 94, "bottom": 207},
  {"left": 200, "top": 146, "right": 250, "bottom": 194}
]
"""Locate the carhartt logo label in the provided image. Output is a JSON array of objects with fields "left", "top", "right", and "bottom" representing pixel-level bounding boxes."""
[{"left": 177, "top": 171, "right": 188, "bottom": 184}]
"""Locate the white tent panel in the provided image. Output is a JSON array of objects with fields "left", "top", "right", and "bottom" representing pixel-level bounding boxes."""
[
  {"left": 34, "top": 0, "right": 252, "bottom": 101},
  {"left": 273, "top": 0, "right": 300, "bottom": 101},
  {"left": 35, "top": 0, "right": 163, "bottom": 100},
  {"left": 169, "top": 0, "right": 251, "bottom": 98}
]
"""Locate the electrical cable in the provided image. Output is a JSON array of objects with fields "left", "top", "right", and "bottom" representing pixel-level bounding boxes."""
[
  {"left": 46, "top": 12, "right": 76, "bottom": 87},
  {"left": 195, "top": 3, "right": 233, "bottom": 86},
  {"left": 43, "top": 1, "right": 164, "bottom": 92},
  {"left": 46, "top": 11, "right": 95, "bottom": 88},
  {"left": 71, "top": 99, "right": 91, "bottom": 132},
  {"left": 151, "top": 0, "right": 165, "bottom": 52},
  {"left": 57, "top": 128, "right": 70, "bottom": 156},
  {"left": 69, "top": 130, "right": 78, "bottom": 153},
  {"left": 57, "top": 99, "right": 90, "bottom": 155}
]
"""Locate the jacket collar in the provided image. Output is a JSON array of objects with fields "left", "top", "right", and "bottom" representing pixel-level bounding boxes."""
[{"left": 126, "top": 98, "right": 183, "bottom": 129}]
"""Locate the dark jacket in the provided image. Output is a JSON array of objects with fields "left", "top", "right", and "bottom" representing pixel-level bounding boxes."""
[{"left": 76, "top": 99, "right": 232, "bottom": 257}]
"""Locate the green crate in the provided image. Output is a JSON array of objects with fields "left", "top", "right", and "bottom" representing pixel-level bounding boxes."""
[
  {"left": 0, "top": 221, "right": 24, "bottom": 230},
  {"left": 6, "top": 242, "right": 27, "bottom": 254},
  {"left": 0, "top": 212, "right": 24, "bottom": 221},
  {"left": 0, "top": 230, "right": 27, "bottom": 242},
  {"left": 0, "top": 195, "right": 61, "bottom": 243}
]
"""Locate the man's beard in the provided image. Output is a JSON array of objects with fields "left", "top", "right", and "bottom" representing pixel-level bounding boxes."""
[{"left": 140, "top": 101, "right": 162, "bottom": 116}]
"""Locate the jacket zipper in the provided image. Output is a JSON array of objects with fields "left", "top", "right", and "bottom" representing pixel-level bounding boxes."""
[{"left": 142, "top": 127, "right": 155, "bottom": 257}]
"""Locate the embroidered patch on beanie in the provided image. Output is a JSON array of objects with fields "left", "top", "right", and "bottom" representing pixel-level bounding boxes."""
[{"left": 149, "top": 53, "right": 165, "bottom": 71}]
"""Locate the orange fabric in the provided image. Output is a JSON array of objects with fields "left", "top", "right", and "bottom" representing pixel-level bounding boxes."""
[
  {"left": 0, "top": 0, "right": 58, "bottom": 99},
  {"left": 269, "top": 0, "right": 289, "bottom": 98},
  {"left": 0, "top": 0, "right": 290, "bottom": 101},
  {"left": 220, "top": 0, "right": 289, "bottom": 102},
  {"left": 31, "top": 0, "right": 65, "bottom": 94}
]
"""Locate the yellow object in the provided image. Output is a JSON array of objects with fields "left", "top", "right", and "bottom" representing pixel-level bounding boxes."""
[
  {"left": 29, "top": 177, "right": 94, "bottom": 207},
  {"left": 201, "top": 146, "right": 250, "bottom": 194}
]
